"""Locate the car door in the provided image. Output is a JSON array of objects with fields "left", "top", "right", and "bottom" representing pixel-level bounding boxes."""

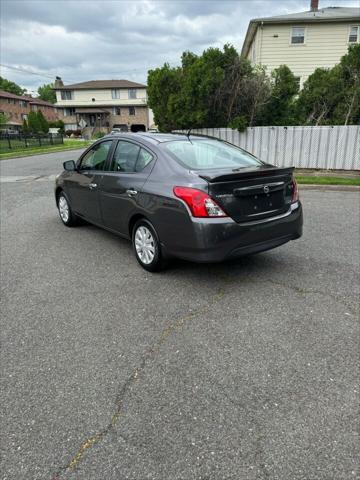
[
  {"left": 99, "top": 140, "right": 155, "bottom": 235},
  {"left": 67, "top": 140, "right": 114, "bottom": 224}
]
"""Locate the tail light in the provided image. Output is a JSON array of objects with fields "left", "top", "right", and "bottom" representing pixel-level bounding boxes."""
[
  {"left": 291, "top": 179, "right": 299, "bottom": 203},
  {"left": 173, "top": 187, "right": 228, "bottom": 218}
]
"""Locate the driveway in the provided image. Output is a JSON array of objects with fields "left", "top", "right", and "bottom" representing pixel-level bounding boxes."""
[{"left": 1, "top": 151, "right": 359, "bottom": 480}]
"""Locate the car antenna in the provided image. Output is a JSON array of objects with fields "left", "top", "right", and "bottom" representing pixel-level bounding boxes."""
[{"left": 186, "top": 128, "right": 193, "bottom": 144}]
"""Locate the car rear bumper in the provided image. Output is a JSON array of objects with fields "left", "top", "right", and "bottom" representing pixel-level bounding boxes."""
[{"left": 163, "top": 202, "right": 303, "bottom": 263}]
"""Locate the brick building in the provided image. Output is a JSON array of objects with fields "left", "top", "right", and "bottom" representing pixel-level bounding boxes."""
[{"left": 0, "top": 90, "right": 62, "bottom": 130}]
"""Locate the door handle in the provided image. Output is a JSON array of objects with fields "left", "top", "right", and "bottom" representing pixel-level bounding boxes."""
[
  {"left": 126, "top": 189, "right": 138, "bottom": 197},
  {"left": 88, "top": 183, "right": 98, "bottom": 190}
]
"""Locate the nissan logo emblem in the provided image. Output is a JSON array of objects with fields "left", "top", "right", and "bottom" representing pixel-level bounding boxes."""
[{"left": 263, "top": 185, "right": 270, "bottom": 194}]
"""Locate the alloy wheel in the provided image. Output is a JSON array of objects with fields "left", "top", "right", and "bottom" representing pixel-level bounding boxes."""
[{"left": 134, "top": 225, "right": 155, "bottom": 264}]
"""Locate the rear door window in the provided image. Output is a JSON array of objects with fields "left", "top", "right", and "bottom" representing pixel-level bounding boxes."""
[{"left": 110, "top": 141, "right": 140, "bottom": 172}]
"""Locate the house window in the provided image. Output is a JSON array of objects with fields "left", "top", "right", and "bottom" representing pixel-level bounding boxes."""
[
  {"left": 291, "top": 27, "right": 305, "bottom": 44},
  {"left": 112, "top": 107, "right": 121, "bottom": 115},
  {"left": 111, "top": 89, "right": 120, "bottom": 99},
  {"left": 22, "top": 114, "right": 28, "bottom": 120},
  {"left": 63, "top": 108, "right": 75, "bottom": 116},
  {"left": 349, "top": 26, "right": 359, "bottom": 43},
  {"left": 60, "top": 90, "right": 73, "bottom": 100},
  {"left": 128, "top": 89, "right": 137, "bottom": 99},
  {"left": 294, "top": 76, "right": 301, "bottom": 89},
  {"left": 129, "top": 107, "right": 135, "bottom": 115},
  {"left": 8, "top": 98, "right": 17, "bottom": 104},
  {"left": 32, "top": 104, "right": 38, "bottom": 112}
]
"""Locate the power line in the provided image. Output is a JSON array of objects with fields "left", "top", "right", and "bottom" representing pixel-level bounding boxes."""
[{"left": 0, "top": 63, "right": 58, "bottom": 80}]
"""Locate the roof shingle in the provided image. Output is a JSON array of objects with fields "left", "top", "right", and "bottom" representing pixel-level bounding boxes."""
[{"left": 54, "top": 79, "right": 147, "bottom": 90}]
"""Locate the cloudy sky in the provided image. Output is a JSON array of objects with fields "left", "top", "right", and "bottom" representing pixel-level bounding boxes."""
[{"left": 1, "top": 0, "right": 359, "bottom": 93}]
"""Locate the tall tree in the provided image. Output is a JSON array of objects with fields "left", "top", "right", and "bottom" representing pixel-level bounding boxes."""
[
  {"left": 258, "top": 65, "right": 299, "bottom": 126},
  {"left": 37, "top": 111, "right": 49, "bottom": 133},
  {"left": 27, "top": 111, "right": 42, "bottom": 132},
  {"left": 37, "top": 83, "right": 56, "bottom": 103},
  {"left": 296, "top": 44, "right": 360, "bottom": 125},
  {"left": 0, "top": 76, "right": 26, "bottom": 96}
]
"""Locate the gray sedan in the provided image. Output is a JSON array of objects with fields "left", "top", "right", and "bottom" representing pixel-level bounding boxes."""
[{"left": 55, "top": 133, "right": 303, "bottom": 271}]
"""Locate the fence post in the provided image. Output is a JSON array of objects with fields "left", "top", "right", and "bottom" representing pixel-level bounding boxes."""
[
  {"left": 38, "top": 136, "right": 41, "bottom": 147},
  {"left": 7, "top": 134, "right": 11, "bottom": 149},
  {"left": 50, "top": 134, "right": 53, "bottom": 145},
  {"left": 24, "top": 134, "right": 28, "bottom": 148}
]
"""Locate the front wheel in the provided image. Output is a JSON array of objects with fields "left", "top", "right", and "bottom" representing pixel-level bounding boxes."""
[
  {"left": 132, "top": 219, "right": 166, "bottom": 272},
  {"left": 57, "top": 191, "right": 78, "bottom": 227}
]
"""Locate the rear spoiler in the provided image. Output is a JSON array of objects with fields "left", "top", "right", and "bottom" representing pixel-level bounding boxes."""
[{"left": 198, "top": 166, "right": 295, "bottom": 183}]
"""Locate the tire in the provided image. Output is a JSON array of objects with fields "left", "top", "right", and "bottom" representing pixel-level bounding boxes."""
[
  {"left": 132, "top": 219, "right": 166, "bottom": 272},
  {"left": 57, "top": 191, "right": 78, "bottom": 227}
]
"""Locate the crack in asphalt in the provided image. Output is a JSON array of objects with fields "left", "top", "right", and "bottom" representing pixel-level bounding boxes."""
[
  {"left": 52, "top": 286, "right": 227, "bottom": 478},
  {"left": 51, "top": 271, "right": 357, "bottom": 478}
]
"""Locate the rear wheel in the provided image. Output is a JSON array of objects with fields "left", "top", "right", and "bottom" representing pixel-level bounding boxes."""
[
  {"left": 57, "top": 191, "right": 78, "bottom": 227},
  {"left": 132, "top": 219, "right": 166, "bottom": 272}
]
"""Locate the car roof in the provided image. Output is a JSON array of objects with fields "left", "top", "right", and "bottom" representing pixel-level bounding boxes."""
[{"left": 104, "top": 132, "right": 206, "bottom": 145}]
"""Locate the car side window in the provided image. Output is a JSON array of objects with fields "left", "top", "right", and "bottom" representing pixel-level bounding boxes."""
[
  {"left": 135, "top": 148, "right": 154, "bottom": 172},
  {"left": 79, "top": 141, "right": 112, "bottom": 171},
  {"left": 111, "top": 141, "right": 140, "bottom": 172}
]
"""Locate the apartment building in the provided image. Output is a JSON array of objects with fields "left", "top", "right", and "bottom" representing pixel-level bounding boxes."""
[
  {"left": 241, "top": 0, "right": 360, "bottom": 87},
  {"left": 0, "top": 90, "right": 61, "bottom": 130},
  {"left": 53, "top": 78, "right": 152, "bottom": 133}
]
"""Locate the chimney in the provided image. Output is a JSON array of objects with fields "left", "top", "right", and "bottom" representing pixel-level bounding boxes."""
[
  {"left": 54, "top": 76, "right": 64, "bottom": 88},
  {"left": 310, "top": 0, "right": 319, "bottom": 11}
]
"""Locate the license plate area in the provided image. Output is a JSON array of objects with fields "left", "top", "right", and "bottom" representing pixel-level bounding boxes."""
[{"left": 241, "top": 190, "right": 284, "bottom": 217}]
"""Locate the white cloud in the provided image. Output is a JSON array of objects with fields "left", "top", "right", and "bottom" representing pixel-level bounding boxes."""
[{"left": 1, "top": 0, "right": 359, "bottom": 91}]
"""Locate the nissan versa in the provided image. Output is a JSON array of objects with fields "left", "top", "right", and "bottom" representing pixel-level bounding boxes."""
[{"left": 55, "top": 133, "right": 303, "bottom": 271}]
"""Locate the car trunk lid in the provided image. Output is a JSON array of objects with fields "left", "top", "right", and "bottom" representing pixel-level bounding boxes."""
[{"left": 198, "top": 166, "right": 295, "bottom": 223}]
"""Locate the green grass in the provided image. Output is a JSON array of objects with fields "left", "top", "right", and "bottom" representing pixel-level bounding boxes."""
[
  {"left": 0, "top": 139, "right": 91, "bottom": 159},
  {"left": 296, "top": 175, "right": 360, "bottom": 186}
]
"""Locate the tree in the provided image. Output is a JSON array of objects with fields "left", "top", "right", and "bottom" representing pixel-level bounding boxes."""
[
  {"left": 22, "top": 118, "right": 30, "bottom": 134},
  {"left": 295, "top": 44, "right": 360, "bottom": 125},
  {"left": 0, "top": 76, "right": 26, "bottom": 96},
  {"left": 332, "top": 44, "right": 360, "bottom": 125},
  {"left": 147, "top": 63, "right": 183, "bottom": 131},
  {"left": 258, "top": 65, "right": 299, "bottom": 125},
  {"left": 27, "top": 111, "right": 42, "bottom": 132},
  {"left": 0, "top": 112, "right": 10, "bottom": 127},
  {"left": 37, "top": 111, "right": 49, "bottom": 133},
  {"left": 147, "top": 44, "right": 267, "bottom": 131},
  {"left": 37, "top": 83, "right": 56, "bottom": 103}
]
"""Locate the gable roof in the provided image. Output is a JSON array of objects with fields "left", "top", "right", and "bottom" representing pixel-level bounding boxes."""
[
  {"left": 0, "top": 90, "right": 57, "bottom": 107},
  {"left": 29, "top": 98, "right": 57, "bottom": 107},
  {"left": 54, "top": 79, "right": 147, "bottom": 90},
  {"left": 241, "top": 6, "right": 360, "bottom": 57},
  {"left": 0, "top": 90, "right": 30, "bottom": 101}
]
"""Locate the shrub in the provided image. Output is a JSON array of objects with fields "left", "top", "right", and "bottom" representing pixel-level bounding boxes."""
[
  {"left": 228, "top": 116, "right": 248, "bottom": 132},
  {"left": 93, "top": 131, "right": 105, "bottom": 139},
  {"left": 65, "top": 130, "right": 73, "bottom": 137}
]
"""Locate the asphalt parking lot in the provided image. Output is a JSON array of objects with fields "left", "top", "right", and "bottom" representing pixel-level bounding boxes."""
[{"left": 1, "top": 150, "right": 359, "bottom": 480}]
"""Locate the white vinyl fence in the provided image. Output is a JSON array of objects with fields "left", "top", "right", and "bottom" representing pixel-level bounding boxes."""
[{"left": 175, "top": 126, "right": 360, "bottom": 170}]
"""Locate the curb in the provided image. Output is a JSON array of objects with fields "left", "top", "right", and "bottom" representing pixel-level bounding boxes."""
[{"left": 299, "top": 184, "right": 360, "bottom": 192}]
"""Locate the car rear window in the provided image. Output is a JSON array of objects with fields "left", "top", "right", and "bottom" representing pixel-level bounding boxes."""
[{"left": 162, "top": 139, "right": 262, "bottom": 170}]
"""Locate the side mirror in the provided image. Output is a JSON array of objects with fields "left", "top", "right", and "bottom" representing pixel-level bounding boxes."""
[{"left": 63, "top": 160, "right": 76, "bottom": 171}]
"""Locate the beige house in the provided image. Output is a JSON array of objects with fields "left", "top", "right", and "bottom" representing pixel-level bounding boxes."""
[
  {"left": 54, "top": 78, "right": 153, "bottom": 134},
  {"left": 241, "top": 1, "right": 360, "bottom": 87}
]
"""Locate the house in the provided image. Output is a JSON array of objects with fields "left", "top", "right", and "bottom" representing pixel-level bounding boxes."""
[
  {"left": 241, "top": 0, "right": 360, "bottom": 87},
  {"left": 0, "top": 89, "right": 62, "bottom": 130},
  {"left": 53, "top": 78, "right": 152, "bottom": 134}
]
